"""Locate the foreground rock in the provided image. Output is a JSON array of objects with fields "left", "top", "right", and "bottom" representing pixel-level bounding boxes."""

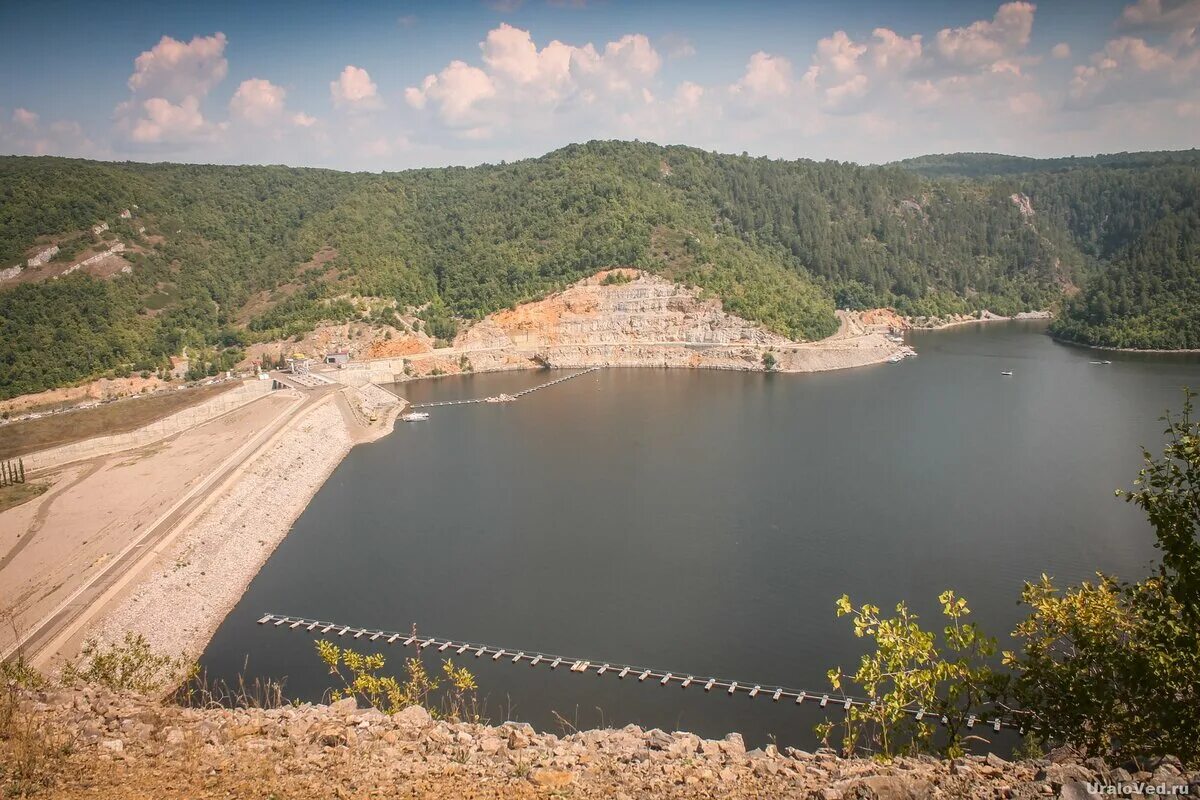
[{"left": 10, "top": 686, "right": 1198, "bottom": 799}]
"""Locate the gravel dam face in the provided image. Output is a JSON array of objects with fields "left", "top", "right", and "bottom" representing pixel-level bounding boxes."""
[{"left": 201, "top": 320, "right": 1200, "bottom": 749}]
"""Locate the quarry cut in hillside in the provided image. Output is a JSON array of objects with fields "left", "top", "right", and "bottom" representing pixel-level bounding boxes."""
[
  {"left": 457, "top": 270, "right": 795, "bottom": 351},
  {"left": 445, "top": 270, "right": 907, "bottom": 373}
]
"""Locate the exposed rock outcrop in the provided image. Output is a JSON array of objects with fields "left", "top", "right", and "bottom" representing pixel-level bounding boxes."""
[
  {"left": 457, "top": 270, "right": 793, "bottom": 351},
  {"left": 27, "top": 244, "right": 59, "bottom": 267},
  {"left": 447, "top": 270, "right": 906, "bottom": 374}
]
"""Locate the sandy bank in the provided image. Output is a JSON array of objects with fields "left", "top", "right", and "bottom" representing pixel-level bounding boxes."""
[{"left": 88, "top": 397, "right": 354, "bottom": 659}]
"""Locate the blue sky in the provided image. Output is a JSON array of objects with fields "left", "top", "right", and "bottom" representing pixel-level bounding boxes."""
[{"left": 1, "top": 0, "right": 1197, "bottom": 170}]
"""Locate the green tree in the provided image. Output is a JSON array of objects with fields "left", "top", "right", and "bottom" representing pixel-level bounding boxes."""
[
  {"left": 821, "top": 590, "right": 1000, "bottom": 759},
  {"left": 1002, "top": 390, "right": 1200, "bottom": 767}
]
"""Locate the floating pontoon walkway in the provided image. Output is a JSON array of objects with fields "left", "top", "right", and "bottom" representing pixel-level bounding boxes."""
[
  {"left": 408, "top": 367, "right": 600, "bottom": 408},
  {"left": 256, "top": 612, "right": 1030, "bottom": 734}
]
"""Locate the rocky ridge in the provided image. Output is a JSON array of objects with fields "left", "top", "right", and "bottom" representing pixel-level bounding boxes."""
[
  {"left": 10, "top": 686, "right": 1198, "bottom": 799},
  {"left": 329, "top": 270, "right": 907, "bottom": 385}
]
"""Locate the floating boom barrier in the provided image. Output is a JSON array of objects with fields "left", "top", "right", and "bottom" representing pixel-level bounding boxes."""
[
  {"left": 408, "top": 367, "right": 600, "bottom": 408},
  {"left": 257, "top": 612, "right": 1031, "bottom": 734}
]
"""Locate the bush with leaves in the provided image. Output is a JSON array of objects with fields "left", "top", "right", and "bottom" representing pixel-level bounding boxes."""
[
  {"left": 1002, "top": 390, "right": 1200, "bottom": 767},
  {"left": 61, "top": 633, "right": 192, "bottom": 694},
  {"left": 820, "top": 590, "right": 1002, "bottom": 759},
  {"left": 316, "top": 638, "right": 479, "bottom": 722}
]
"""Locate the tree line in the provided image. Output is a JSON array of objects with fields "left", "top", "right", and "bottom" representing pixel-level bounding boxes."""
[{"left": 2, "top": 142, "right": 1198, "bottom": 399}]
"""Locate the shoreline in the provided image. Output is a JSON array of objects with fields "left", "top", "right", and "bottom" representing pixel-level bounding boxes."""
[
  {"left": 21, "top": 312, "right": 1088, "bottom": 666},
  {"left": 85, "top": 394, "right": 358, "bottom": 660},
  {"left": 1048, "top": 333, "right": 1200, "bottom": 355},
  {"left": 904, "top": 309, "right": 1052, "bottom": 333}
]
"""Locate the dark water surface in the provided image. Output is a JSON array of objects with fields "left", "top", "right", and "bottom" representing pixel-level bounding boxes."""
[{"left": 201, "top": 321, "right": 1200, "bottom": 748}]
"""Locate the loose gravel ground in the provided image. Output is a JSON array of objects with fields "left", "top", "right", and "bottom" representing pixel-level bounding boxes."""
[{"left": 91, "top": 399, "right": 353, "bottom": 659}]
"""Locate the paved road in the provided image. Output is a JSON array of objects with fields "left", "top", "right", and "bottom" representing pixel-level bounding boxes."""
[{"left": 2, "top": 383, "right": 331, "bottom": 667}]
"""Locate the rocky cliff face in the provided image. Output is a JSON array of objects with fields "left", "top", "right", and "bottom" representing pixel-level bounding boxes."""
[
  {"left": 318, "top": 270, "right": 907, "bottom": 389},
  {"left": 457, "top": 270, "right": 793, "bottom": 352},
  {"left": 10, "top": 686, "right": 1197, "bottom": 799},
  {"left": 449, "top": 270, "right": 905, "bottom": 373}
]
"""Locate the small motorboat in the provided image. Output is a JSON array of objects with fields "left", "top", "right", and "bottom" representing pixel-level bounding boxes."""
[
  {"left": 1001, "top": 370, "right": 1014, "bottom": 376},
  {"left": 401, "top": 412, "right": 430, "bottom": 421}
]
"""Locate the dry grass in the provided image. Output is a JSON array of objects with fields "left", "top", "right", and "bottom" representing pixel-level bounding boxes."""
[
  {"left": 1, "top": 657, "right": 75, "bottom": 798},
  {"left": 0, "top": 481, "right": 48, "bottom": 513},
  {"left": 0, "top": 383, "right": 234, "bottom": 459}
]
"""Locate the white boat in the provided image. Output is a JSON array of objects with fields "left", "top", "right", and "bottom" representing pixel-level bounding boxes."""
[
  {"left": 888, "top": 355, "right": 903, "bottom": 363},
  {"left": 1001, "top": 371, "right": 1014, "bottom": 376},
  {"left": 401, "top": 412, "right": 430, "bottom": 421}
]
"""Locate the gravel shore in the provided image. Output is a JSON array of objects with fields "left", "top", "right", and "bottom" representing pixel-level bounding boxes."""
[{"left": 90, "top": 398, "right": 353, "bottom": 659}]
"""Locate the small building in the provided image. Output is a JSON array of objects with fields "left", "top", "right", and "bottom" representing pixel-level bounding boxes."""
[
  {"left": 324, "top": 351, "right": 350, "bottom": 365},
  {"left": 287, "top": 355, "right": 312, "bottom": 376}
]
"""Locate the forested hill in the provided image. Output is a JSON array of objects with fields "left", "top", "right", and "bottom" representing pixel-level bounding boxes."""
[
  {"left": 0, "top": 141, "right": 1195, "bottom": 400},
  {"left": 893, "top": 150, "right": 1200, "bottom": 179},
  {"left": 893, "top": 150, "right": 1200, "bottom": 349}
]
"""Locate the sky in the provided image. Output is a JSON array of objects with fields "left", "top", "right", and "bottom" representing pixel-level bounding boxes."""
[{"left": 1, "top": 0, "right": 1198, "bottom": 171}]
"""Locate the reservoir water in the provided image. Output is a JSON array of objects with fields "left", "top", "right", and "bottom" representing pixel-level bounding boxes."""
[{"left": 201, "top": 321, "right": 1200, "bottom": 748}]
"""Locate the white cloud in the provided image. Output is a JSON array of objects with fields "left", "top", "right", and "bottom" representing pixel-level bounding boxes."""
[
  {"left": 480, "top": 23, "right": 572, "bottom": 88},
  {"left": 30, "top": 1, "right": 1192, "bottom": 170},
  {"left": 934, "top": 2, "right": 1035, "bottom": 69},
  {"left": 127, "top": 33, "right": 228, "bottom": 102},
  {"left": 405, "top": 24, "right": 662, "bottom": 139},
  {"left": 406, "top": 60, "right": 496, "bottom": 128},
  {"left": 12, "top": 108, "right": 39, "bottom": 128},
  {"left": 1008, "top": 90, "right": 1046, "bottom": 114},
  {"left": 1069, "top": 33, "right": 1200, "bottom": 106},
  {"left": 331, "top": 65, "right": 383, "bottom": 110},
  {"left": 230, "top": 79, "right": 287, "bottom": 126},
  {"left": 800, "top": 29, "right": 924, "bottom": 112},
  {"left": 129, "top": 96, "right": 220, "bottom": 144},
  {"left": 673, "top": 81, "right": 704, "bottom": 111},
  {"left": 1120, "top": 0, "right": 1200, "bottom": 29},
  {"left": 732, "top": 52, "right": 794, "bottom": 99},
  {"left": 115, "top": 32, "right": 228, "bottom": 148},
  {"left": 870, "top": 28, "right": 924, "bottom": 72},
  {"left": 1, "top": 110, "right": 101, "bottom": 158}
]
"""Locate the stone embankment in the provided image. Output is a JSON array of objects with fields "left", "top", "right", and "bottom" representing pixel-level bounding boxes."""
[
  {"left": 89, "top": 398, "right": 354, "bottom": 660},
  {"left": 20, "top": 378, "right": 274, "bottom": 473},
  {"left": 11, "top": 686, "right": 1199, "bottom": 799}
]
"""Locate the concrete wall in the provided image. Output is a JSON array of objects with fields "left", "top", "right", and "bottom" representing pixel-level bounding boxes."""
[{"left": 24, "top": 379, "right": 277, "bottom": 473}]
